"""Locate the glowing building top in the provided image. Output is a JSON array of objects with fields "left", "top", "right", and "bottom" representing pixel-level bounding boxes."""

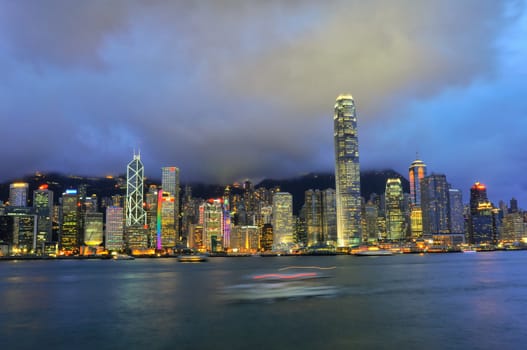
[{"left": 409, "top": 157, "right": 427, "bottom": 207}]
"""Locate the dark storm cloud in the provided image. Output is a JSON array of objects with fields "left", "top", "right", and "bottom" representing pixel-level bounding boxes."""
[{"left": 0, "top": 0, "right": 525, "bottom": 203}]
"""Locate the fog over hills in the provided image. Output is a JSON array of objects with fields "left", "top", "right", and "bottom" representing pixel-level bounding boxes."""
[{"left": 0, "top": 170, "right": 409, "bottom": 215}]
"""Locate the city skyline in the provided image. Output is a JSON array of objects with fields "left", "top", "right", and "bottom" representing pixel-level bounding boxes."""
[{"left": 0, "top": 1, "right": 526, "bottom": 206}]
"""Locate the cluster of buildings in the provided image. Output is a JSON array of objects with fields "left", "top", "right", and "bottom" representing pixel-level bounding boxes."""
[{"left": 0, "top": 95, "right": 525, "bottom": 256}]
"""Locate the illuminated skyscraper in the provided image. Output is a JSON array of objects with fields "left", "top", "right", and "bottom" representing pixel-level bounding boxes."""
[
  {"left": 304, "top": 189, "right": 337, "bottom": 246},
  {"left": 334, "top": 94, "right": 362, "bottom": 247},
  {"left": 305, "top": 189, "right": 322, "bottom": 246},
  {"left": 59, "top": 189, "right": 81, "bottom": 252},
  {"left": 84, "top": 212, "right": 103, "bottom": 246},
  {"left": 448, "top": 188, "right": 464, "bottom": 235},
  {"left": 105, "top": 206, "right": 124, "bottom": 251},
  {"left": 126, "top": 152, "right": 146, "bottom": 226},
  {"left": 409, "top": 158, "right": 426, "bottom": 238},
  {"left": 201, "top": 199, "right": 224, "bottom": 252},
  {"left": 321, "top": 188, "right": 337, "bottom": 245},
  {"left": 421, "top": 174, "right": 451, "bottom": 237},
  {"left": 33, "top": 185, "right": 53, "bottom": 245},
  {"left": 385, "top": 178, "right": 406, "bottom": 240},
  {"left": 468, "top": 182, "right": 495, "bottom": 244},
  {"left": 272, "top": 192, "right": 293, "bottom": 250},
  {"left": 125, "top": 152, "right": 148, "bottom": 249},
  {"left": 159, "top": 191, "right": 177, "bottom": 248},
  {"left": 9, "top": 182, "right": 29, "bottom": 207},
  {"left": 160, "top": 167, "right": 180, "bottom": 246}
]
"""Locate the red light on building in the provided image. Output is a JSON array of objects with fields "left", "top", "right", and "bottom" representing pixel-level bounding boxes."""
[{"left": 39, "top": 184, "right": 49, "bottom": 190}]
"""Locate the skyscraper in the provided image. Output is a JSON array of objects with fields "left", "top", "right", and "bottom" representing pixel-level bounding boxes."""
[
  {"left": 409, "top": 158, "right": 426, "bottom": 238},
  {"left": 125, "top": 152, "right": 148, "bottom": 249},
  {"left": 385, "top": 178, "right": 406, "bottom": 240},
  {"left": 105, "top": 206, "right": 124, "bottom": 251},
  {"left": 448, "top": 188, "right": 464, "bottom": 235},
  {"left": 33, "top": 185, "right": 53, "bottom": 245},
  {"left": 421, "top": 174, "right": 451, "bottom": 237},
  {"left": 334, "top": 94, "right": 362, "bottom": 247},
  {"left": 126, "top": 152, "right": 146, "bottom": 226},
  {"left": 272, "top": 192, "right": 293, "bottom": 250},
  {"left": 321, "top": 188, "right": 337, "bottom": 245},
  {"left": 59, "top": 189, "right": 81, "bottom": 253},
  {"left": 84, "top": 212, "right": 103, "bottom": 246},
  {"left": 468, "top": 182, "right": 495, "bottom": 244},
  {"left": 9, "top": 182, "right": 29, "bottom": 207},
  {"left": 201, "top": 199, "right": 224, "bottom": 252},
  {"left": 305, "top": 189, "right": 322, "bottom": 246},
  {"left": 161, "top": 167, "right": 180, "bottom": 245}
]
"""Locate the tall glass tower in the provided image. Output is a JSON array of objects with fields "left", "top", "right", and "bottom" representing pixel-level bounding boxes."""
[
  {"left": 161, "top": 167, "right": 180, "bottom": 245},
  {"left": 126, "top": 152, "right": 146, "bottom": 226},
  {"left": 409, "top": 158, "right": 426, "bottom": 238},
  {"left": 385, "top": 178, "right": 406, "bottom": 240},
  {"left": 272, "top": 192, "right": 293, "bottom": 250},
  {"left": 334, "top": 94, "right": 361, "bottom": 247},
  {"left": 125, "top": 151, "right": 148, "bottom": 249}
]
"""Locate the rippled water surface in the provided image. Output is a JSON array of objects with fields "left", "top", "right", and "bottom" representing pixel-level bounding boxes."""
[{"left": 1, "top": 252, "right": 527, "bottom": 349}]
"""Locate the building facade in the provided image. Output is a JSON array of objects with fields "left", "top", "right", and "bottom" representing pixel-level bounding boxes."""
[
  {"left": 385, "top": 178, "right": 406, "bottom": 240},
  {"left": 409, "top": 158, "right": 426, "bottom": 238},
  {"left": 272, "top": 192, "right": 293, "bottom": 250}
]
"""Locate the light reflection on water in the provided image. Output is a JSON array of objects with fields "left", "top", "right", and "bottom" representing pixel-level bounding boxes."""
[{"left": 1, "top": 252, "right": 527, "bottom": 349}]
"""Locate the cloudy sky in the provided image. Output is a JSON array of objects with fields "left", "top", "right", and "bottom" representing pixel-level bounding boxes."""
[{"left": 0, "top": 0, "right": 526, "bottom": 205}]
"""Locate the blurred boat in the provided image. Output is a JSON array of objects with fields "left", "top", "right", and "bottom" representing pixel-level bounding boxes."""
[
  {"left": 178, "top": 254, "right": 208, "bottom": 262},
  {"left": 353, "top": 246, "right": 393, "bottom": 256},
  {"left": 223, "top": 270, "right": 339, "bottom": 302},
  {"left": 112, "top": 253, "right": 135, "bottom": 260}
]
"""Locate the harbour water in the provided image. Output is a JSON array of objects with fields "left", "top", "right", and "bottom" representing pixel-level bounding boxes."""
[{"left": 1, "top": 252, "right": 527, "bottom": 349}]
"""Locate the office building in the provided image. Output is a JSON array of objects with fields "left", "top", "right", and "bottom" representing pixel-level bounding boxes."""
[
  {"left": 33, "top": 185, "right": 53, "bottom": 245},
  {"left": 125, "top": 152, "right": 148, "bottom": 249},
  {"left": 161, "top": 167, "right": 180, "bottom": 241},
  {"left": 9, "top": 182, "right": 29, "bottom": 207},
  {"left": 272, "top": 192, "right": 293, "bottom": 250},
  {"left": 421, "top": 174, "right": 451, "bottom": 237},
  {"left": 448, "top": 188, "right": 464, "bottom": 234},
  {"left": 59, "top": 189, "right": 81, "bottom": 252},
  {"left": 385, "top": 178, "right": 406, "bottom": 240},
  {"left": 105, "top": 206, "right": 124, "bottom": 251},
  {"left": 409, "top": 158, "right": 426, "bottom": 238}
]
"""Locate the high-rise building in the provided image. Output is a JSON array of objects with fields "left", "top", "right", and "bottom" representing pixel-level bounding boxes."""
[
  {"left": 59, "top": 189, "right": 81, "bottom": 253},
  {"left": 321, "top": 189, "right": 337, "bottom": 245},
  {"left": 421, "top": 174, "right": 451, "bottom": 237},
  {"left": 409, "top": 158, "right": 426, "bottom": 238},
  {"left": 126, "top": 152, "right": 147, "bottom": 226},
  {"left": 305, "top": 189, "right": 322, "bottom": 246},
  {"left": 448, "top": 188, "right": 464, "bottom": 235},
  {"left": 201, "top": 199, "right": 224, "bottom": 252},
  {"left": 363, "top": 201, "right": 379, "bottom": 241},
  {"left": 159, "top": 191, "right": 177, "bottom": 248},
  {"left": 272, "top": 192, "right": 293, "bottom": 250},
  {"left": 161, "top": 167, "right": 180, "bottom": 241},
  {"left": 385, "top": 178, "right": 406, "bottom": 240},
  {"left": 260, "top": 223, "right": 273, "bottom": 251},
  {"left": 105, "top": 206, "right": 124, "bottom": 251},
  {"left": 125, "top": 152, "right": 148, "bottom": 249},
  {"left": 468, "top": 182, "right": 495, "bottom": 244},
  {"left": 9, "top": 182, "right": 29, "bottom": 207},
  {"left": 334, "top": 94, "right": 362, "bottom": 247},
  {"left": 84, "top": 212, "right": 103, "bottom": 246},
  {"left": 469, "top": 182, "right": 489, "bottom": 216},
  {"left": 33, "top": 185, "right": 53, "bottom": 245}
]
